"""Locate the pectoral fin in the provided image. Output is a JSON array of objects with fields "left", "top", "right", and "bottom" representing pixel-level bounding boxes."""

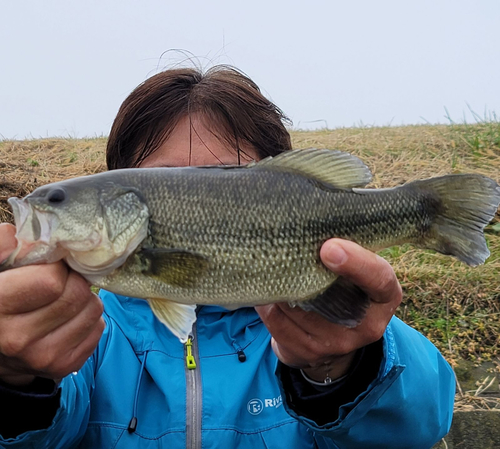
[
  {"left": 297, "top": 277, "right": 370, "bottom": 327},
  {"left": 139, "top": 248, "right": 209, "bottom": 288},
  {"left": 147, "top": 298, "right": 197, "bottom": 342}
]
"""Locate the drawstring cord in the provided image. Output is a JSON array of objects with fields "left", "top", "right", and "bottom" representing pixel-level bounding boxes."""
[
  {"left": 128, "top": 351, "right": 148, "bottom": 433},
  {"left": 128, "top": 335, "right": 246, "bottom": 433},
  {"left": 231, "top": 341, "right": 247, "bottom": 363}
]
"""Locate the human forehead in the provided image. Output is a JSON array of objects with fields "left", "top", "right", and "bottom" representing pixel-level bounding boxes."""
[{"left": 140, "top": 115, "right": 259, "bottom": 168}]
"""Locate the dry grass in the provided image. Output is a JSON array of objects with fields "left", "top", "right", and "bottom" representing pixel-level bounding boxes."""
[
  {"left": 0, "top": 138, "right": 107, "bottom": 223},
  {"left": 290, "top": 123, "right": 500, "bottom": 185},
  {"left": 1, "top": 122, "right": 500, "bottom": 394},
  {"left": 454, "top": 375, "right": 500, "bottom": 411}
]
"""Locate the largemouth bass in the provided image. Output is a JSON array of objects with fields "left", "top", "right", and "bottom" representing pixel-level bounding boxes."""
[{"left": 1, "top": 149, "right": 499, "bottom": 341}]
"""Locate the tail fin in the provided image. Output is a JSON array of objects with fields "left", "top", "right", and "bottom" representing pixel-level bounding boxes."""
[{"left": 412, "top": 174, "right": 500, "bottom": 266}]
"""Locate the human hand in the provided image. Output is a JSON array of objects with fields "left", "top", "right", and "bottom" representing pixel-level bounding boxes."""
[
  {"left": 0, "top": 223, "right": 105, "bottom": 386},
  {"left": 256, "top": 238, "right": 402, "bottom": 383}
]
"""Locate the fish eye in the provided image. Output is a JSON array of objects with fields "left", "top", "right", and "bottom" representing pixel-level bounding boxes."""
[{"left": 47, "top": 188, "right": 66, "bottom": 204}]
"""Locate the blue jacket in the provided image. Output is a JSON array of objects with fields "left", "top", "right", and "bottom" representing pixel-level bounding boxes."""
[{"left": 1, "top": 291, "right": 455, "bottom": 448}]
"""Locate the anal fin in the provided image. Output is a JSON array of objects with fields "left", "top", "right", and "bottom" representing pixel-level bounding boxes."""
[
  {"left": 147, "top": 298, "right": 197, "bottom": 342},
  {"left": 297, "top": 277, "right": 370, "bottom": 327}
]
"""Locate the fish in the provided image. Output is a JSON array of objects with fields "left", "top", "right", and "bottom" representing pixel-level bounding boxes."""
[{"left": 1, "top": 148, "right": 499, "bottom": 342}]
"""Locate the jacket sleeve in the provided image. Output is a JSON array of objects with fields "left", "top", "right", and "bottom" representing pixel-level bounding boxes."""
[
  {"left": 0, "top": 314, "right": 112, "bottom": 448},
  {"left": 277, "top": 317, "right": 456, "bottom": 449}
]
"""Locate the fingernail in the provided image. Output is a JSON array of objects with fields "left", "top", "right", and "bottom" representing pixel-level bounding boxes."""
[{"left": 324, "top": 244, "right": 347, "bottom": 268}]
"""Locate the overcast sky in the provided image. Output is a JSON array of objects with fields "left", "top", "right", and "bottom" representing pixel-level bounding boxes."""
[{"left": 1, "top": 0, "right": 499, "bottom": 139}]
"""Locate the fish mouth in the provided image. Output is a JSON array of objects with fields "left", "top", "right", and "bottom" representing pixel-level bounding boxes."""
[
  {"left": 8, "top": 197, "right": 31, "bottom": 237},
  {"left": 8, "top": 197, "right": 57, "bottom": 244},
  {"left": 5, "top": 197, "right": 66, "bottom": 268}
]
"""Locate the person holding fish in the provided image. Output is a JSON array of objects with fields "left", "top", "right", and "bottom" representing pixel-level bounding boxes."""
[{"left": 1, "top": 66, "right": 496, "bottom": 448}]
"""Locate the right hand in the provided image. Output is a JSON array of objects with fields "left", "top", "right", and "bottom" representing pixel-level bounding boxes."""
[{"left": 0, "top": 223, "right": 105, "bottom": 386}]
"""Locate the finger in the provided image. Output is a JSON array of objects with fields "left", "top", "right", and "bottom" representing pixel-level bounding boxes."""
[
  {"left": 0, "top": 263, "right": 70, "bottom": 314},
  {"left": 256, "top": 304, "right": 344, "bottom": 367},
  {"left": 47, "top": 293, "right": 104, "bottom": 352},
  {"left": 64, "top": 316, "right": 106, "bottom": 374},
  {"left": 270, "top": 295, "right": 396, "bottom": 349},
  {"left": 256, "top": 304, "right": 311, "bottom": 366},
  {"left": 25, "top": 318, "right": 105, "bottom": 380},
  {"left": 352, "top": 301, "right": 396, "bottom": 347},
  {"left": 3, "top": 271, "right": 95, "bottom": 343},
  {"left": 270, "top": 338, "right": 302, "bottom": 368},
  {"left": 17, "top": 299, "right": 104, "bottom": 379},
  {"left": 0, "top": 223, "right": 17, "bottom": 259},
  {"left": 320, "top": 238, "right": 402, "bottom": 305},
  {"left": 30, "top": 270, "right": 95, "bottom": 336},
  {"left": 274, "top": 302, "right": 351, "bottom": 342},
  {"left": 275, "top": 302, "right": 376, "bottom": 357}
]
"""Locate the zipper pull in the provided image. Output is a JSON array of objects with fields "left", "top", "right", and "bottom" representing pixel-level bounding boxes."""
[{"left": 185, "top": 337, "right": 197, "bottom": 369}]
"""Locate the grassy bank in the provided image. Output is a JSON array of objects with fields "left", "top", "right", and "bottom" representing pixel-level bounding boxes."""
[
  {"left": 290, "top": 123, "right": 500, "bottom": 367},
  {"left": 1, "top": 123, "right": 499, "bottom": 368}
]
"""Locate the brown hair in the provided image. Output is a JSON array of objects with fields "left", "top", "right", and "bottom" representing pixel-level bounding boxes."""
[{"left": 106, "top": 66, "right": 292, "bottom": 169}]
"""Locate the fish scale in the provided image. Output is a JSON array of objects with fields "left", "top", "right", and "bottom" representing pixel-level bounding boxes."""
[{"left": 96, "top": 170, "right": 440, "bottom": 303}]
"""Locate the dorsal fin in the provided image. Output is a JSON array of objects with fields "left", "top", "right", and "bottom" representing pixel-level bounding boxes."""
[{"left": 250, "top": 148, "right": 372, "bottom": 188}]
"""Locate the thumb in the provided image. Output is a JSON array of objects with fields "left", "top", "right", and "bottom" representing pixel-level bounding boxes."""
[
  {"left": 320, "top": 238, "right": 401, "bottom": 304},
  {"left": 0, "top": 223, "right": 18, "bottom": 262}
]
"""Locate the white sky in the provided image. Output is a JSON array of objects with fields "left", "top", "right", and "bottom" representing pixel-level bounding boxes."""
[{"left": 1, "top": 0, "right": 499, "bottom": 139}]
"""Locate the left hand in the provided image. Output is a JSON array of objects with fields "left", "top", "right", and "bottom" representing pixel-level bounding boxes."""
[{"left": 255, "top": 238, "right": 402, "bottom": 383}]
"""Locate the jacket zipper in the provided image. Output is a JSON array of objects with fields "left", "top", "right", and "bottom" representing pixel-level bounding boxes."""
[{"left": 185, "top": 327, "right": 202, "bottom": 449}]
